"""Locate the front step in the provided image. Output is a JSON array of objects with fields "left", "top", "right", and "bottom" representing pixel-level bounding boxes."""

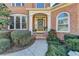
[{"left": 33, "top": 32, "right": 48, "bottom": 39}]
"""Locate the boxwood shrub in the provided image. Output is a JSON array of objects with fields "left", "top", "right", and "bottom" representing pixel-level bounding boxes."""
[
  {"left": 11, "top": 30, "right": 32, "bottom": 47},
  {"left": 65, "top": 39, "right": 79, "bottom": 52},
  {"left": 0, "top": 31, "right": 10, "bottom": 39},
  {"left": 47, "top": 29, "right": 59, "bottom": 41},
  {"left": 64, "top": 34, "right": 79, "bottom": 40},
  {"left": 46, "top": 29, "right": 67, "bottom": 56},
  {"left": 46, "top": 44, "right": 67, "bottom": 56},
  {"left": 0, "top": 38, "right": 10, "bottom": 54}
]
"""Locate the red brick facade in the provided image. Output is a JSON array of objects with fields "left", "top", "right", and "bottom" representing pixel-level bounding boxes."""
[
  {"left": 51, "top": 4, "right": 79, "bottom": 40},
  {"left": 4, "top": 3, "right": 79, "bottom": 40}
]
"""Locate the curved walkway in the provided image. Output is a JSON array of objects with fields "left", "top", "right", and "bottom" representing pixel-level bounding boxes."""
[{"left": 2, "top": 40, "right": 48, "bottom": 56}]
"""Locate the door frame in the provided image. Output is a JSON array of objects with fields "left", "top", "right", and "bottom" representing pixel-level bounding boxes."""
[{"left": 32, "top": 13, "right": 48, "bottom": 32}]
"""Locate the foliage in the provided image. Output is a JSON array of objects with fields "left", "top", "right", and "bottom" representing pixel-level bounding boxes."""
[
  {"left": 11, "top": 30, "right": 32, "bottom": 47},
  {"left": 0, "top": 19, "right": 9, "bottom": 25},
  {"left": 0, "top": 38, "right": 10, "bottom": 54},
  {"left": 0, "top": 3, "right": 10, "bottom": 17},
  {"left": 65, "top": 39, "right": 79, "bottom": 52},
  {"left": 47, "top": 29, "right": 59, "bottom": 42},
  {"left": 46, "top": 31, "right": 79, "bottom": 56},
  {"left": 0, "top": 3, "right": 10, "bottom": 30},
  {"left": 46, "top": 29, "right": 67, "bottom": 56},
  {"left": 64, "top": 34, "right": 79, "bottom": 40},
  {"left": 0, "top": 31, "right": 10, "bottom": 39},
  {"left": 46, "top": 44, "right": 67, "bottom": 56}
]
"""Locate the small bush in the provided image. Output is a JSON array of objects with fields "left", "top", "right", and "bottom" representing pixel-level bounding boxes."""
[
  {"left": 46, "top": 29, "right": 68, "bottom": 56},
  {"left": 64, "top": 34, "right": 79, "bottom": 40},
  {"left": 11, "top": 30, "right": 32, "bottom": 47},
  {"left": 0, "top": 31, "right": 10, "bottom": 39},
  {"left": 0, "top": 38, "right": 10, "bottom": 54},
  {"left": 47, "top": 29, "right": 60, "bottom": 43},
  {"left": 65, "top": 39, "right": 79, "bottom": 52},
  {"left": 46, "top": 44, "right": 67, "bottom": 56},
  {"left": 47, "top": 40, "right": 61, "bottom": 46}
]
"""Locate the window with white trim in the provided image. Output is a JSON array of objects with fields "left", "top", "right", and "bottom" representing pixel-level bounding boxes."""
[
  {"left": 9, "top": 14, "right": 27, "bottom": 30},
  {"left": 56, "top": 12, "right": 70, "bottom": 32},
  {"left": 12, "top": 3, "right": 24, "bottom": 7}
]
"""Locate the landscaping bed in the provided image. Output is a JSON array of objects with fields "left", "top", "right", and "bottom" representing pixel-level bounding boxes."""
[
  {"left": 1, "top": 38, "right": 35, "bottom": 55},
  {"left": 0, "top": 30, "right": 35, "bottom": 54},
  {"left": 46, "top": 29, "right": 79, "bottom": 56}
]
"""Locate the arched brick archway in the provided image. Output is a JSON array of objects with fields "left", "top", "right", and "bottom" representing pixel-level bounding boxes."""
[{"left": 33, "top": 13, "right": 48, "bottom": 32}]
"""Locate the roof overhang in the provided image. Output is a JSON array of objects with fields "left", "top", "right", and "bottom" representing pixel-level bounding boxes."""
[{"left": 50, "top": 3, "right": 73, "bottom": 12}]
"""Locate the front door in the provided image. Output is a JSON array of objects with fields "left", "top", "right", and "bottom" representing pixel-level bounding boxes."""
[
  {"left": 33, "top": 13, "right": 47, "bottom": 32},
  {"left": 37, "top": 19, "right": 44, "bottom": 31}
]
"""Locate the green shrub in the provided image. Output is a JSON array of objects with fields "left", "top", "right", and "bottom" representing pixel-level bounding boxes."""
[
  {"left": 47, "top": 29, "right": 60, "bottom": 46},
  {"left": 46, "top": 44, "right": 67, "bottom": 56},
  {"left": 64, "top": 34, "right": 79, "bottom": 40},
  {"left": 47, "top": 40, "right": 61, "bottom": 46},
  {"left": 11, "top": 30, "right": 32, "bottom": 47},
  {"left": 47, "top": 29, "right": 60, "bottom": 43},
  {"left": 0, "top": 31, "right": 10, "bottom": 39},
  {"left": 46, "top": 29, "right": 68, "bottom": 56},
  {"left": 0, "top": 38, "right": 10, "bottom": 53},
  {"left": 65, "top": 39, "right": 79, "bottom": 52}
]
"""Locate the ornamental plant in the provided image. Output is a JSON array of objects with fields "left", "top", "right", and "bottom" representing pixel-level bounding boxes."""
[{"left": 0, "top": 3, "right": 10, "bottom": 30}]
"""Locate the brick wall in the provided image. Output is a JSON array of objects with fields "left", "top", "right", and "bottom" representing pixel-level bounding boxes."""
[{"left": 51, "top": 4, "right": 79, "bottom": 40}]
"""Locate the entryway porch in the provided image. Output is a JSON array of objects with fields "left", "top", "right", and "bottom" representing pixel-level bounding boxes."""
[
  {"left": 29, "top": 10, "right": 51, "bottom": 33},
  {"left": 32, "top": 13, "right": 48, "bottom": 39}
]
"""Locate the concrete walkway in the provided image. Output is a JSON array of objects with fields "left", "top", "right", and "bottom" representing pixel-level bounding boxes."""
[{"left": 2, "top": 40, "right": 48, "bottom": 56}]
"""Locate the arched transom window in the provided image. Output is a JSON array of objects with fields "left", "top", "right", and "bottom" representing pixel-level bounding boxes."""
[{"left": 56, "top": 12, "right": 70, "bottom": 32}]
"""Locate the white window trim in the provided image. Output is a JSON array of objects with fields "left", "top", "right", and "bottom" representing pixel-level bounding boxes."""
[
  {"left": 11, "top": 3, "right": 23, "bottom": 7},
  {"left": 8, "top": 14, "right": 27, "bottom": 30},
  {"left": 56, "top": 12, "right": 70, "bottom": 32},
  {"left": 35, "top": 3, "right": 45, "bottom": 8}
]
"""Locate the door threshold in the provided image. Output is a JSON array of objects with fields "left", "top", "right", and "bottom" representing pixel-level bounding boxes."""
[{"left": 33, "top": 31, "right": 47, "bottom": 33}]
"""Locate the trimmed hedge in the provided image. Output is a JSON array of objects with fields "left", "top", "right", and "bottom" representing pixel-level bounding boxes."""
[
  {"left": 46, "top": 44, "right": 67, "bottom": 56},
  {"left": 64, "top": 34, "right": 79, "bottom": 40},
  {"left": 47, "top": 40, "right": 61, "bottom": 46},
  {"left": 0, "top": 38, "right": 10, "bottom": 54},
  {"left": 0, "top": 31, "right": 10, "bottom": 39},
  {"left": 47, "top": 29, "right": 60, "bottom": 44},
  {"left": 11, "top": 30, "right": 32, "bottom": 47},
  {"left": 46, "top": 29, "right": 67, "bottom": 56},
  {"left": 65, "top": 39, "right": 79, "bottom": 52}
]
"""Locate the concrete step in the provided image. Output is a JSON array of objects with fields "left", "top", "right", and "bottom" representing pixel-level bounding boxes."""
[{"left": 33, "top": 32, "right": 48, "bottom": 39}]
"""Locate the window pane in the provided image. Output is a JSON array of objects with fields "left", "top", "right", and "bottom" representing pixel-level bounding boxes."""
[
  {"left": 57, "top": 13, "right": 69, "bottom": 32},
  {"left": 16, "top": 16, "right": 20, "bottom": 29},
  {"left": 58, "top": 20, "right": 64, "bottom": 24},
  {"left": 10, "top": 16, "right": 14, "bottom": 29},
  {"left": 37, "top": 3, "right": 44, "bottom": 8},
  {"left": 58, "top": 18, "right": 68, "bottom": 24},
  {"left": 16, "top": 3, "right": 21, "bottom": 7},
  {"left": 58, "top": 25, "right": 68, "bottom": 31},
  {"left": 22, "top": 16, "right": 26, "bottom": 29},
  {"left": 58, "top": 13, "right": 68, "bottom": 18}
]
